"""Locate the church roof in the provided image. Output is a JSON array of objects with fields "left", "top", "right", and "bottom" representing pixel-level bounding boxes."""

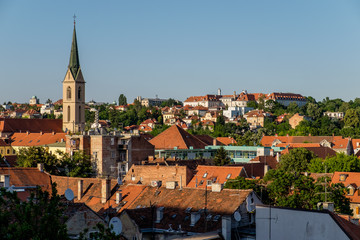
[{"left": 68, "top": 24, "right": 80, "bottom": 79}]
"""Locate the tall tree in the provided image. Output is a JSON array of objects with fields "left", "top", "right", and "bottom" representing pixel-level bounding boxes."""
[
  {"left": 279, "top": 148, "right": 316, "bottom": 173},
  {"left": 118, "top": 94, "right": 127, "bottom": 106},
  {"left": 214, "top": 147, "right": 231, "bottom": 166}
]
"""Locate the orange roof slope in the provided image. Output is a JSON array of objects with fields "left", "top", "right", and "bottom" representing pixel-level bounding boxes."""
[
  {"left": 261, "top": 135, "right": 346, "bottom": 147},
  {"left": 216, "top": 137, "right": 237, "bottom": 146},
  {"left": 149, "top": 125, "right": 207, "bottom": 149},
  {"left": 331, "top": 172, "right": 360, "bottom": 203},
  {"left": 0, "top": 118, "right": 63, "bottom": 133},
  {"left": 124, "top": 186, "right": 254, "bottom": 233},
  {"left": 11, "top": 132, "right": 66, "bottom": 146},
  {"left": 186, "top": 165, "right": 246, "bottom": 188},
  {"left": 0, "top": 167, "right": 52, "bottom": 200},
  {"left": 51, "top": 175, "right": 147, "bottom": 215}
]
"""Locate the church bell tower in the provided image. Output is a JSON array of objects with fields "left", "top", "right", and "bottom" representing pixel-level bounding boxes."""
[{"left": 62, "top": 19, "right": 85, "bottom": 133}]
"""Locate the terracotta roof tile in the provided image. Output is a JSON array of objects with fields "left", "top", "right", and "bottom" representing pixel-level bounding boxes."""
[
  {"left": 216, "top": 137, "right": 237, "bottom": 146},
  {"left": 11, "top": 132, "right": 66, "bottom": 146},
  {"left": 187, "top": 165, "right": 246, "bottom": 188},
  {"left": 149, "top": 125, "right": 207, "bottom": 150},
  {"left": 0, "top": 118, "right": 63, "bottom": 133}
]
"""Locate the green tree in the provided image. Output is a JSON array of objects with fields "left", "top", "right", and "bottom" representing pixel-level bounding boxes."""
[
  {"left": 17, "top": 147, "right": 58, "bottom": 174},
  {"left": 214, "top": 147, "right": 231, "bottom": 166},
  {"left": 308, "top": 153, "right": 360, "bottom": 173},
  {"left": 0, "top": 183, "right": 69, "bottom": 240},
  {"left": 279, "top": 148, "right": 316, "bottom": 173},
  {"left": 57, "top": 151, "right": 94, "bottom": 177},
  {"left": 118, "top": 94, "right": 127, "bottom": 106},
  {"left": 344, "top": 109, "right": 360, "bottom": 128}
]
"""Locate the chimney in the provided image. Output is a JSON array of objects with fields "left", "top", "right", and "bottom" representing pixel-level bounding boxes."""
[
  {"left": 101, "top": 178, "right": 110, "bottom": 204},
  {"left": 116, "top": 191, "right": 122, "bottom": 204},
  {"left": 26, "top": 130, "right": 30, "bottom": 135},
  {"left": 213, "top": 138, "right": 217, "bottom": 146},
  {"left": 155, "top": 207, "right": 164, "bottom": 223},
  {"left": 323, "top": 202, "right": 334, "bottom": 212},
  {"left": 78, "top": 180, "right": 83, "bottom": 200},
  {"left": 276, "top": 153, "right": 280, "bottom": 162},
  {"left": 40, "top": 131, "right": 43, "bottom": 136},
  {"left": 180, "top": 175, "right": 183, "bottom": 190},
  {"left": 0, "top": 174, "right": 10, "bottom": 188},
  {"left": 190, "top": 212, "right": 201, "bottom": 226},
  {"left": 37, "top": 163, "right": 44, "bottom": 172},
  {"left": 264, "top": 165, "right": 270, "bottom": 176},
  {"left": 233, "top": 91, "right": 236, "bottom": 98},
  {"left": 212, "top": 183, "right": 222, "bottom": 192}
]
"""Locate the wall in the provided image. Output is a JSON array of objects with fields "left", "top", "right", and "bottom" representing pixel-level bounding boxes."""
[
  {"left": 256, "top": 206, "right": 349, "bottom": 240},
  {"left": 124, "top": 165, "right": 192, "bottom": 188}
]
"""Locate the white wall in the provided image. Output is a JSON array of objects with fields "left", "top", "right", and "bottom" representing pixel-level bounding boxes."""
[{"left": 256, "top": 206, "right": 349, "bottom": 240}]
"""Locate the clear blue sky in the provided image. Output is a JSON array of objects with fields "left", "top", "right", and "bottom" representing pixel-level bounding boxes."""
[{"left": 1, "top": 1, "right": 360, "bottom": 104}]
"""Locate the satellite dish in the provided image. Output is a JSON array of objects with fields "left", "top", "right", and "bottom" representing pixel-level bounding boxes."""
[
  {"left": 234, "top": 211, "right": 241, "bottom": 222},
  {"left": 109, "top": 217, "right": 122, "bottom": 235},
  {"left": 65, "top": 188, "right": 74, "bottom": 201}
]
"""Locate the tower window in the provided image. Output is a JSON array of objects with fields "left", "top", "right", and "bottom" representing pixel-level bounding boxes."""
[
  {"left": 67, "top": 87, "right": 71, "bottom": 99},
  {"left": 78, "top": 87, "right": 81, "bottom": 100},
  {"left": 79, "top": 106, "right": 81, "bottom": 122},
  {"left": 67, "top": 106, "right": 71, "bottom": 122}
]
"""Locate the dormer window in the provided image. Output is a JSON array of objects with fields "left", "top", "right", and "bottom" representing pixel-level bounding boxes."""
[
  {"left": 340, "top": 174, "right": 348, "bottom": 181},
  {"left": 347, "top": 185, "right": 355, "bottom": 196}
]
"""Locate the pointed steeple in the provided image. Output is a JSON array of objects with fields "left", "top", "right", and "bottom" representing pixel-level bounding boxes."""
[{"left": 68, "top": 22, "right": 80, "bottom": 79}]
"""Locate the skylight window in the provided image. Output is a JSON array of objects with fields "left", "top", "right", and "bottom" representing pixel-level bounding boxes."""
[
  {"left": 185, "top": 207, "right": 192, "bottom": 213},
  {"left": 226, "top": 174, "right": 231, "bottom": 179},
  {"left": 203, "top": 173, "right": 208, "bottom": 178}
]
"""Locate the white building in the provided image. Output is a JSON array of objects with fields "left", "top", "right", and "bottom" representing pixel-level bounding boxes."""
[{"left": 223, "top": 106, "right": 253, "bottom": 120}]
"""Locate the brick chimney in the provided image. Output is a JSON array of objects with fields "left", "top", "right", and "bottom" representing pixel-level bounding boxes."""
[
  {"left": 78, "top": 180, "right": 83, "bottom": 200},
  {"left": 213, "top": 138, "right": 217, "bottom": 146},
  {"left": 101, "top": 178, "right": 110, "bottom": 204}
]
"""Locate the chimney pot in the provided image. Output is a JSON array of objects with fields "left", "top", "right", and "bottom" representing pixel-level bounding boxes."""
[
  {"left": 116, "top": 191, "right": 122, "bottom": 204},
  {"left": 101, "top": 178, "right": 110, "bottom": 204},
  {"left": 78, "top": 180, "right": 83, "bottom": 200},
  {"left": 37, "top": 163, "right": 44, "bottom": 172}
]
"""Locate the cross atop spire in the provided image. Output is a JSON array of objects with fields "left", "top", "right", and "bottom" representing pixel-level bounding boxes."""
[
  {"left": 68, "top": 18, "right": 80, "bottom": 79},
  {"left": 73, "top": 14, "right": 76, "bottom": 25}
]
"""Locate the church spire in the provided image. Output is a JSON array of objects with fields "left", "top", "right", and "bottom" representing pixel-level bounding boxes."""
[{"left": 68, "top": 18, "right": 80, "bottom": 79}]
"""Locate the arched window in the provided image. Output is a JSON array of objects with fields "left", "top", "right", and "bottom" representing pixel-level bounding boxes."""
[
  {"left": 67, "top": 106, "right": 71, "bottom": 122},
  {"left": 78, "top": 87, "right": 81, "bottom": 100},
  {"left": 67, "top": 87, "right": 71, "bottom": 99}
]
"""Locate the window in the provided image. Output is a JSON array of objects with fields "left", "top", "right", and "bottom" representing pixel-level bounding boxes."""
[
  {"left": 67, "top": 106, "right": 71, "bottom": 122},
  {"left": 203, "top": 173, "right": 208, "bottom": 178},
  {"left": 340, "top": 174, "right": 348, "bottom": 181},
  {"left": 67, "top": 87, "right": 71, "bottom": 99},
  {"left": 78, "top": 87, "right": 81, "bottom": 100},
  {"left": 226, "top": 174, "right": 231, "bottom": 179},
  {"left": 7, "top": 149, "right": 10, "bottom": 154},
  {"left": 206, "top": 180, "right": 212, "bottom": 186},
  {"left": 348, "top": 187, "right": 355, "bottom": 196}
]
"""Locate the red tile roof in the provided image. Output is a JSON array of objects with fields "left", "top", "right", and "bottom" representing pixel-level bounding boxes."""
[
  {"left": 186, "top": 165, "right": 246, "bottom": 188},
  {"left": 0, "top": 167, "right": 52, "bottom": 200},
  {"left": 149, "top": 125, "right": 207, "bottom": 150},
  {"left": 331, "top": 172, "right": 360, "bottom": 203},
  {"left": 216, "top": 137, "right": 237, "bottom": 146},
  {"left": 261, "top": 135, "right": 346, "bottom": 147},
  {"left": 0, "top": 118, "right": 63, "bottom": 133},
  {"left": 11, "top": 132, "right": 66, "bottom": 146},
  {"left": 123, "top": 186, "right": 254, "bottom": 233}
]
